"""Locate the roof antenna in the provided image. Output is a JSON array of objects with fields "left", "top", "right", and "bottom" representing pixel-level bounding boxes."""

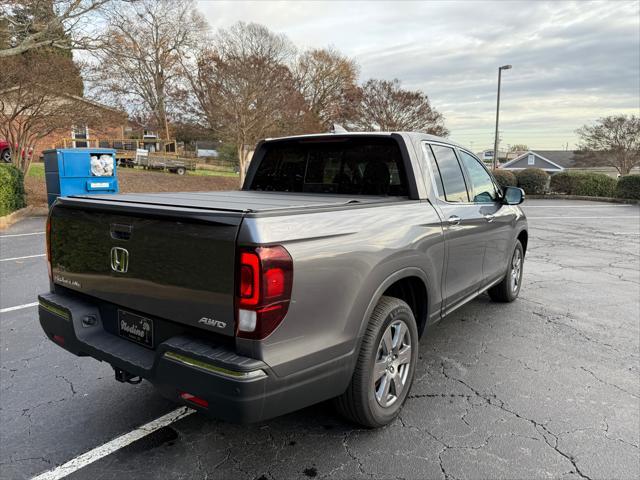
[{"left": 330, "top": 123, "right": 348, "bottom": 134}]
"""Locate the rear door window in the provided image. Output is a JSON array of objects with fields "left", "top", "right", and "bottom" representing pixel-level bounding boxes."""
[
  {"left": 430, "top": 144, "right": 469, "bottom": 202},
  {"left": 422, "top": 144, "right": 446, "bottom": 200}
]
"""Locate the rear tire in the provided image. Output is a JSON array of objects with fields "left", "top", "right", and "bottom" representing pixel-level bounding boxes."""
[
  {"left": 176, "top": 167, "right": 186, "bottom": 175},
  {"left": 334, "top": 296, "right": 418, "bottom": 428},
  {"left": 488, "top": 240, "right": 524, "bottom": 303}
]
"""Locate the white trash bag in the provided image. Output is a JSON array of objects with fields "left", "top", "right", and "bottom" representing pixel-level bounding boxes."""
[{"left": 90, "top": 154, "right": 114, "bottom": 176}]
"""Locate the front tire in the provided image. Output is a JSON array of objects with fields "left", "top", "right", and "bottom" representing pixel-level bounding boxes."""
[
  {"left": 1, "top": 149, "right": 11, "bottom": 163},
  {"left": 335, "top": 296, "right": 418, "bottom": 428},
  {"left": 488, "top": 240, "right": 524, "bottom": 302}
]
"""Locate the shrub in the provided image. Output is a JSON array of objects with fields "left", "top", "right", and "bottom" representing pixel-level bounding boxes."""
[
  {"left": 0, "top": 164, "right": 26, "bottom": 216},
  {"left": 516, "top": 168, "right": 549, "bottom": 194},
  {"left": 549, "top": 172, "right": 573, "bottom": 194},
  {"left": 616, "top": 174, "right": 640, "bottom": 199},
  {"left": 551, "top": 171, "right": 617, "bottom": 197},
  {"left": 492, "top": 169, "right": 517, "bottom": 188},
  {"left": 571, "top": 172, "right": 617, "bottom": 197}
]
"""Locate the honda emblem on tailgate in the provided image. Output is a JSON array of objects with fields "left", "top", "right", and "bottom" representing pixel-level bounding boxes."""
[{"left": 110, "top": 247, "right": 129, "bottom": 273}]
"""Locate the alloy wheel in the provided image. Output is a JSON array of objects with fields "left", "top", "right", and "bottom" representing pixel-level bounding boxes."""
[
  {"left": 511, "top": 248, "right": 523, "bottom": 293},
  {"left": 372, "top": 320, "right": 412, "bottom": 408}
]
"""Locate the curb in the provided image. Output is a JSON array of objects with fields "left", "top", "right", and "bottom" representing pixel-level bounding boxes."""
[
  {"left": 527, "top": 194, "right": 639, "bottom": 205},
  {"left": 31, "top": 206, "right": 49, "bottom": 216},
  {"left": 0, "top": 205, "right": 48, "bottom": 231}
]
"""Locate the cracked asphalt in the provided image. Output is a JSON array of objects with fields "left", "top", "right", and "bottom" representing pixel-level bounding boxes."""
[{"left": 1, "top": 200, "right": 639, "bottom": 480}]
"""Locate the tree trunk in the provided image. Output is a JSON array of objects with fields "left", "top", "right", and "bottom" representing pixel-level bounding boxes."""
[
  {"left": 238, "top": 144, "right": 247, "bottom": 187},
  {"left": 237, "top": 145, "right": 256, "bottom": 188},
  {"left": 616, "top": 152, "right": 631, "bottom": 175}
]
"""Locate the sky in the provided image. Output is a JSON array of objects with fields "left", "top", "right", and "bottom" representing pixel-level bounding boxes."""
[{"left": 196, "top": 0, "right": 640, "bottom": 151}]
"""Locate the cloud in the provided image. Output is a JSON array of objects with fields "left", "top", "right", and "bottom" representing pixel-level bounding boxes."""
[{"left": 197, "top": 0, "right": 639, "bottom": 149}]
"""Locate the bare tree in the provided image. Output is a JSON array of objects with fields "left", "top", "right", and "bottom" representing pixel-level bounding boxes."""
[
  {"left": 184, "top": 22, "right": 306, "bottom": 185},
  {"left": 0, "top": 0, "right": 114, "bottom": 57},
  {"left": 354, "top": 78, "right": 448, "bottom": 136},
  {"left": 0, "top": 52, "right": 124, "bottom": 172},
  {"left": 575, "top": 115, "right": 640, "bottom": 175},
  {"left": 294, "top": 47, "right": 360, "bottom": 130},
  {"left": 88, "top": 0, "right": 205, "bottom": 138}
]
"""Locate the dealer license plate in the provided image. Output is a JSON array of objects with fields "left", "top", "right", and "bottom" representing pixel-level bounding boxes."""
[{"left": 118, "top": 310, "right": 154, "bottom": 348}]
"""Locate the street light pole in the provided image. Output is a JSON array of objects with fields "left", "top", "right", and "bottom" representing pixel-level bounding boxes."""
[{"left": 493, "top": 64, "right": 512, "bottom": 170}]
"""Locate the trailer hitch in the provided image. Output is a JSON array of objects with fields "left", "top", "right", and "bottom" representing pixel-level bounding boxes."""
[{"left": 113, "top": 367, "right": 142, "bottom": 384}]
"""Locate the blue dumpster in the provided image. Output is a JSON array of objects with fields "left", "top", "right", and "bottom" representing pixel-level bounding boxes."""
[{"left": 43, "top": 148, "right": 119, "bottom": 206}]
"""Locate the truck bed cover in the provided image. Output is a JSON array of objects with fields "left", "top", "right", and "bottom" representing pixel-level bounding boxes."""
[{"left": 62, "top": 190, "right": 406, "bottom": 214}]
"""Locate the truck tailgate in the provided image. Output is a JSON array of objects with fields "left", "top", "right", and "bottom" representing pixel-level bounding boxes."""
[{"left": 49, "top": 202, "right": 242, "bottom": 337}]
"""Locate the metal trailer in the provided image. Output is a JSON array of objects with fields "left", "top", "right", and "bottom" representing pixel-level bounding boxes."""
[
  {"left": 135, "top": 149, "right": 196, "bottom": 175},
  {"left": 54, "top": 138, "right": 179, "bottom": 168}
]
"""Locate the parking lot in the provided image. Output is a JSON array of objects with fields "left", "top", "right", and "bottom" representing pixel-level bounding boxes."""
[{"left": 1, "top": 199, "right": 638, "bottom": 480}]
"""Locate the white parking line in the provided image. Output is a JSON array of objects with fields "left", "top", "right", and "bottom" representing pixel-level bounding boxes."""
[
  {"left": 527, "top": 216, "right": 640, "bottom": 219},
  {"left": 30, "top": 407, "right": 195, "bottom": 480},
  {"left": 524, "top": 205, "right": 634, "bottom": 208},
  {"left": 0, "top": 254, "right": 46, "bottom": 262},
  {"left": 0, "top": 231, "right": 45, "bottom": 238},
  {"left": 0, "top": 302, "right": 39, "bottom": 314}
]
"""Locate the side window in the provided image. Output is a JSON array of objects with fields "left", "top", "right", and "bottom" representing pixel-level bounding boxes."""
[
  {"left": 458, "top": 151, "right": 498, "bottom": 203},
  {"left": 430, "top": 145, "right": 469, "bottom": 202},
  {"left": 423, "top": 144, "right": 445, "bottom": 200}
]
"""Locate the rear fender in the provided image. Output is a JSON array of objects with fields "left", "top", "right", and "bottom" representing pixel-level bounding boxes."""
[{"left": 349, "top": 266, "right": 432, "bottom": 370}]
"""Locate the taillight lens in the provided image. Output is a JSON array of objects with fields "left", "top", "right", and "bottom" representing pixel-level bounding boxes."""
[
  {"left": 179, "top": 391, "right": 209, "bottom": 408},
  {"left": 236, "top": 245, "right": 293, "bottom": 339},
  {"left": 46, "top": 214, "right": 52, "bottom": 281},
  {"left": 239, "top": 251, "right": 260, "bottom": 305}
]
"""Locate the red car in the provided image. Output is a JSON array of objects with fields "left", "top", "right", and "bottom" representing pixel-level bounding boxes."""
[
  {"left": 0, "top": 139, "right": 11, "bottom": 163},
  {"left": 0, "top": 140, "right": 32, "bottom": 163}
]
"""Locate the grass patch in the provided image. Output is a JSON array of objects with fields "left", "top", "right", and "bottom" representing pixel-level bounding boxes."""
[
  {"left": 27, "top": 163, "right": 45, "bottom": 179},
  {"left": 189, "top": 169, "right": 239, "bottom": 178},
  {"left": 27, "top": 162, "right": 239, "bottom": 179}
]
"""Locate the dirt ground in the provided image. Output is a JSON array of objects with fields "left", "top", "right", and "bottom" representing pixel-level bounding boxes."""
[{"left": 25, "top": 168, "right": 240, "bottom": 207}]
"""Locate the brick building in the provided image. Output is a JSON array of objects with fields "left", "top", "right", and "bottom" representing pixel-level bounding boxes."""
[
  {"left": 1, "top": 86, "right": 132, "bottom": 160},
  {"left": 32, "top": 95, "right": 133, "bottom": 159}
]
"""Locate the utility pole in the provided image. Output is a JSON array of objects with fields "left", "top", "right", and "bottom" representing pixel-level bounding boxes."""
[{"left": 493, "top": 64, "right": 512, "bottom": 170}]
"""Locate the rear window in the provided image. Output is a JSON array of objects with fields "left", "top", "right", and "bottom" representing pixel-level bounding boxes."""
[{"left": 248, "top": 137, "right": 409, "bottom": 196}]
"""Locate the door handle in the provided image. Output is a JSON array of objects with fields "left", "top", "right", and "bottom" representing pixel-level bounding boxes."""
[
  {"left": 484, "top": 214, "right": 495, "bottom": 223},
  {"left": 447, "top": 215, "right": 461, "bottom": 226}
]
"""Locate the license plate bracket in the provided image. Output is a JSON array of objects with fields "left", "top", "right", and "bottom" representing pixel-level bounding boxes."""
[{"left": 118, "top": 310, "right": 154, "bottom": 348}]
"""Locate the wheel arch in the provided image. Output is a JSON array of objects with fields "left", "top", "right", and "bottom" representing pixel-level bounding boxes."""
[
  {"left": 356, "top": 267, "right": 431, "bottom": 343},
  {"left": 517, "top": 229, "right": 528, "bottom": 256}
]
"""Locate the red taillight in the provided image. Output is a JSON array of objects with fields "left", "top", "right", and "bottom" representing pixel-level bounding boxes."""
[
  {"left": 179, "top": 392, "right": 209, "bottom": 408},
  {"left": 236, "top": 245, "right": 293, "bottom": 340},
  {"left": 52, "top": 334, "right": 65, "bottom": 345},
  {"left": 239, "top": 251, "right": 260, "bottom": 305},
  {"left": 264, "top": 267, "right": 285, "bottom": 298},
  {"left": 46, "top": 215, "right": 52, "bottom": 281}
]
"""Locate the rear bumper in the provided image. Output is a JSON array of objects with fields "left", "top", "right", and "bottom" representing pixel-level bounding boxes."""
[{"left": 38, "top": 292, "right": 343, "bottom": 423}]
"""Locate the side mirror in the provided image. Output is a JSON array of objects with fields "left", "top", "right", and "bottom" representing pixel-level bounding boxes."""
[{"left": 503, "top": 186, "right": 525, "bottom": 205}]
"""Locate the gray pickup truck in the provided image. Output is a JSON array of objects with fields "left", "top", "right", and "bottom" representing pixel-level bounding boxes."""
[{"left": 39, "top": 132, "right": 527, "bottom": 427}]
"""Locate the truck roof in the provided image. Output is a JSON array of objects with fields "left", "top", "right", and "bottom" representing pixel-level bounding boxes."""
[{"left": 263, "top": 131, "right": 463, "bottom": 149}]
